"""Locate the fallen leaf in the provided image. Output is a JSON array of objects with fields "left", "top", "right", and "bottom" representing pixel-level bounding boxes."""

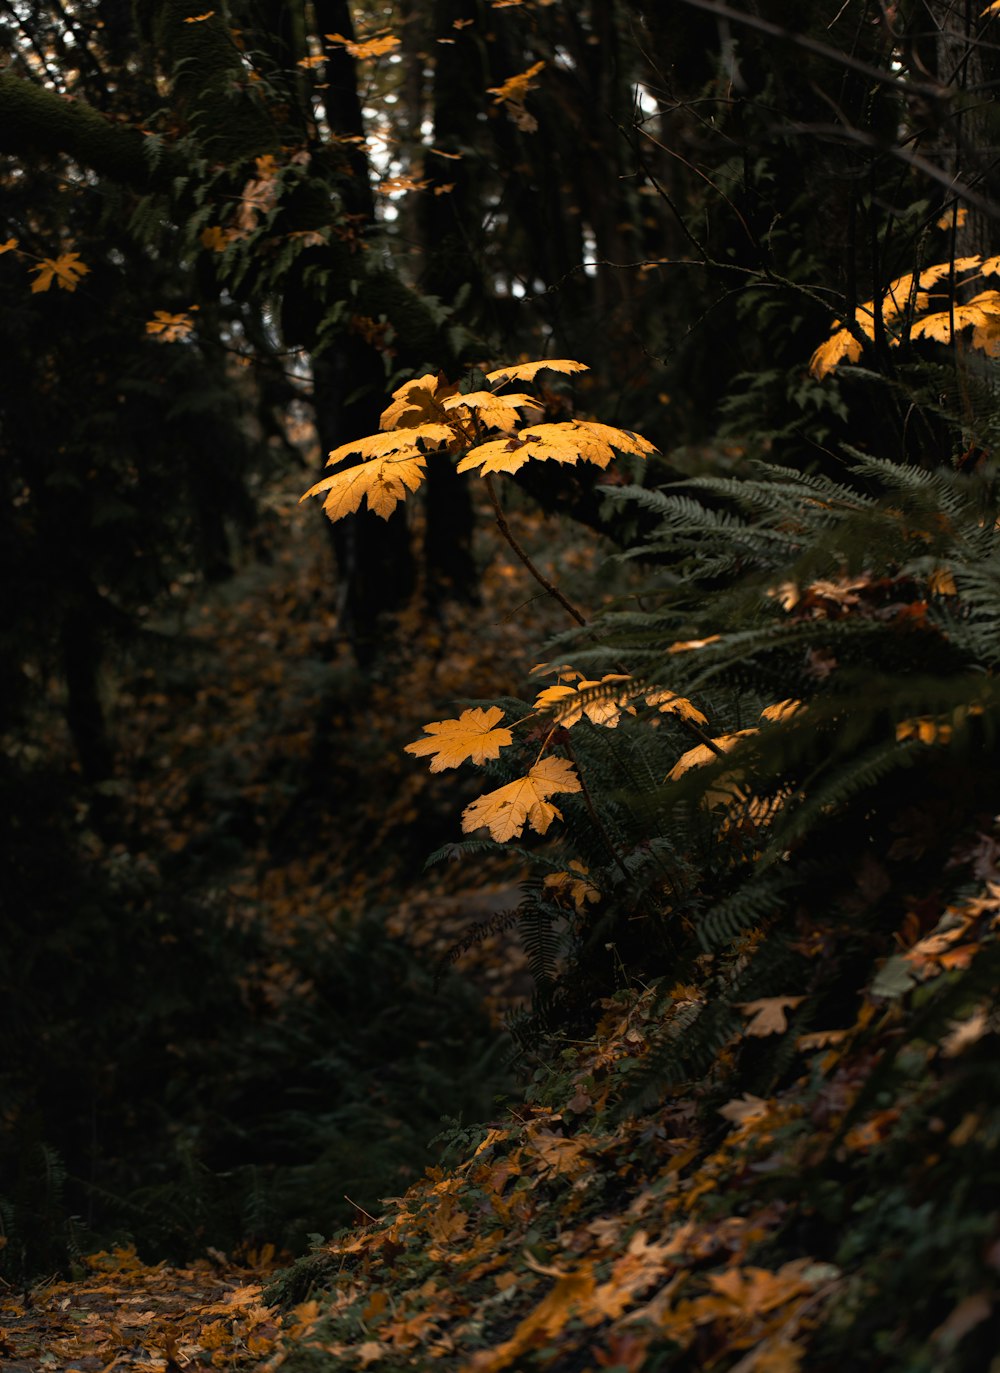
[{"left": 737, "top": 997, "right": 806, "bottom": 1036}]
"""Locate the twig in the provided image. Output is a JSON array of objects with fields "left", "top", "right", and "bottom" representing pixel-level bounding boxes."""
[{"left": 483, "top": 474, "right": 588, "bottom": 626}]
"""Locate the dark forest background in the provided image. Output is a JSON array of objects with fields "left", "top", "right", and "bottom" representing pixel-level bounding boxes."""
[{"left": 5, "top": 5, "right": 1000, "bottom": 1366}]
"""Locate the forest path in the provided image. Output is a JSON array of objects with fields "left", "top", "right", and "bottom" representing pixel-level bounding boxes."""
[{"left": 2, "top": 472, "right": 606, "bottom": 1370}]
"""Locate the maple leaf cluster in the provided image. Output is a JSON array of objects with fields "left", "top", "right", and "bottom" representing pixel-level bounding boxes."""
[
  {"left": 301, "top": 358, "right": 655, "bottom": 523},
  {"left": 810, "top": 252, "right": 1000, "bottom": 377},
  {"left": 403, "top": 665, "right": 799, "bottom": 846}
]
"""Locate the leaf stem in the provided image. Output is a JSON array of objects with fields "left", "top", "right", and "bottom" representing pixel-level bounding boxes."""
[
  {"left": 482, "top": 475, "right": 724, "bottom": 759},
  {"left": 483, "top": 474, "right": 588, "bottom": 627}
]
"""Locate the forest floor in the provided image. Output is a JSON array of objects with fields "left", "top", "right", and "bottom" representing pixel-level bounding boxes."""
[
  {"left": 6, "top": 466, "right": 995, "bottom": 1372},
  {"left": 0, "top": 470, "right": 620, "bottom": 1370}
]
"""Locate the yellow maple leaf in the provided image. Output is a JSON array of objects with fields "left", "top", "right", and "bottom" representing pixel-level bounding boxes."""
[
  {"left": 442, "top": 390, "right": 544, "bottom": 431},
  {"left": 325, "top": 31, "right": 400, "bottom": 59},
  {"left": 457, "top": 420, "right": 653, "bottom": 476},
  {"left": 543, "top": 860, "right": 600, "bottom": 913},
  {"left": 462, "top": 757, "right": 581, "bottom": 842},
  {"left": 377, "top": 174, "right": 432, "bottom": 195},
  {"left": 487, "top": 59, "right": 546, "bottom": 105},
  {"left": 972, "top": 314, "right": 1000, "bottom": 356},
  {"left": 936, "top": 205, "right": 968, "bottom": 229},
  {"left": 668, "top": 729, "right": 756, "bottom": 780},
  {"left": 302, "top": 451, "right": 428, "bottom": 520},
  {"left": 644, "top": 689, "right": 708, "bottom": 725},
  {"left": 325, "top": 422, "right": 455, "bottom": 468},
  {"left": 200, "top": 225, "right": 238, "bottom": 251},
  {"left": 896, "top": 715, "right": 953, "bottom": 745},
  {"left": 760, "top": 698, "right": 802, "bottom": 722},
  {"left": 468, "top": 1262, "right": 596, "bottom": 1372},
  {"left": 533, "top": 675, "right": 633, "bottom": 728},
  {"left": 737, "top": 996, "right": 806, "bottom": 1036},
  {"left": 379, "top": 374, "right": 459, "bottom": 430},
  {"left": 0, "top": 237, "right": 18, "bottom": 254},
  {"left": 29, "top": 252, "right": 90, "bottom": 293},
  {"left": 485, "top": 359, "right": 588, "bottom": 386},
  {"left": 184, "top": 10, "right": 215, "bottom": 21},
  {"left": 145, "top": 309, "right": 196, "bottom": 342},
  {"left": 910, "top": 294, "right": 1000, "bottom": 343},
  {"left": 404, "top": 707, "right": 513, "bottom": 771},
  {"left": 809, "top": 326, "right": 862, "bottom": 379},
  {"left": 983, "top": 0, "right": 1000, "bottom": 17}
]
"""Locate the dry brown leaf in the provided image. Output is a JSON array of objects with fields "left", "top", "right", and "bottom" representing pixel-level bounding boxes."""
[{"left": 737, "top": 996, "right": 806, "bottom": 1036}]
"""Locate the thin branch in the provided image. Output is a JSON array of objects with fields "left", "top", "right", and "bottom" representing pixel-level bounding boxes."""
[
  {"left": 483, "top": 474, "right": 588, "bottom": 627},
  {"left": 669, "top": 0, "right": 946, "bottom": 101}
]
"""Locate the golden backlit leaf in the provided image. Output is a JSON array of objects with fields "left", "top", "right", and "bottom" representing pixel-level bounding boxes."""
[
  {"left": 441, "top": 391, "right": 544, "bottom": 431},
  {"left": 325, "top": 423, "right": 455, "bottom": 467},
  {"left": 896, "top": 715, "right": 953, "bottom": 745},
  {"left": 461, "top": 757, "right": 581, "bottom": 843},
  {"left": 145, "top": 310, "right": 196, "bottom": 342},
  {"left": 809, "top": 327, "right": 862, "bottom": 379},
  {"left": 667, "top": 729, "right": 756, "bottom": 780},
  {"left": 404, "top": 707, "right": 513, "bottom": 772},
  {"left": 302, "top": 452, "right": 427, "bottom": 521},
  {"left": 379, "top": 374, "right": 459, "bottom": 430},
  {"left": 487, "top": 60, "right": 546, "bottom": 105},
  {"left": 737, "top": 996, "right": 806, "bottom": 1036},
  {"left": 910, "top": 292, "right": 1000, "bottom": 344},
  {"left": 533, "top": 675, "right": 633, "bottom": 728},
  {"left": 811, "top": 259, "right": 992, "bottom": 376},
  {"left": 457, "top": 420, "right": 653, "bottom": 476},
  {"left": 0, "top": 238, "right": 18, "bottom": 254},
  {"left": 760, "top": 699, "right": 802, "bottom": 722},
  {"left": 644, "top": 689, "right": 708, "bottom": 726},
  {"left": 936, "top": 206, "right": 968, "bottom": 229},
  {"left": 484, "top": 359, "right": 588, "bottom": 386},
  {"left": 577, "top": 420, "right": 657, "bottom": 458},
  {"left": 324, "top": 31, "right": 400, "bottom": 59},
  {"left": 184, "top": 10, "right": 215, "bottom": 21},
  {"left": 29, "top": 252, "right": 90, "bottom": 293},
  {"left": 377, "top": 175, "right": 431, "bottom": 195}
]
